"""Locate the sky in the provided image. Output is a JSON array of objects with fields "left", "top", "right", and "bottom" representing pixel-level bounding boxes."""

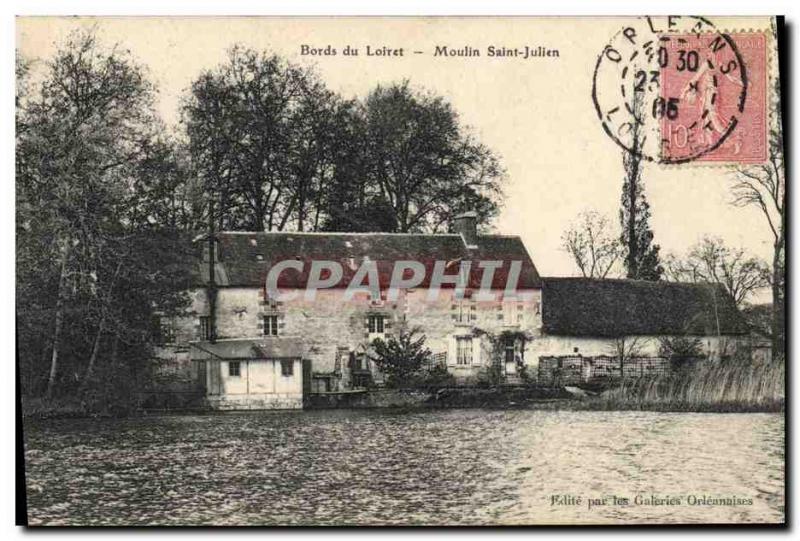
[{"left": 16, "top": 16, "right": 778, "bottom": 285}]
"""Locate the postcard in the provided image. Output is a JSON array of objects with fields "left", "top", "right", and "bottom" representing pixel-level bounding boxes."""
[{"left": 16, "top": 15, "right": 785, "bottom": 526}]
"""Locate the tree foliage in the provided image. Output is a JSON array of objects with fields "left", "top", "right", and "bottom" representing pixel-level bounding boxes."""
[
  {"left": 368, "top": 327, "right": 432, "bottom": 388},
  {"left": 658, "top": 336, "right": 705, "bottom": 370},
  {"left": 358, "top": 82, "right": 504, "bottom": 232},
  {"left": 183, "top": 60, "right": 505, "bottom": 233},
  {"left": 16, "top": 31, "right": 192, "bottom": 408},
  {"left": 620, "top": 91, "right": 663, "bottom": 281},
  {"left": 182, "top": 46, "right": 347, "bottom": 232}
]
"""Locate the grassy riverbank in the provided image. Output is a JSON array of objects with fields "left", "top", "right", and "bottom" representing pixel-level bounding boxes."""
[
  {"left": 20, "top": 396, "right": 136, "bottom": 419},
  {"left": 22, "top": 357, "right": 785, "bottom": 417},
  {"left": 354, "top": 357, "right": 785, "bottom": 413}
]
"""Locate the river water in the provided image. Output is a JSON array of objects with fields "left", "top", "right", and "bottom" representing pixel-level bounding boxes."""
[{"left": 23, "top": 409, "right": 784, "bottom": 526}]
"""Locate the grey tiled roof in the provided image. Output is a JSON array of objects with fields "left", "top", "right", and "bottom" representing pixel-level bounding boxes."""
[
  {"left": 541, "top": 277, "right": 748, "bottom": 337},
  {"left": 189, "top": 338, "right": 305, "bottom": 360},
  {"left": 195, "top": 231, "right": 542, "bottom": 289}
]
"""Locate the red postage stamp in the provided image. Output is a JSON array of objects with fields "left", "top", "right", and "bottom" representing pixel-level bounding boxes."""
[{"left": 660, "top": 32, "right": 768, "bottom": 164}]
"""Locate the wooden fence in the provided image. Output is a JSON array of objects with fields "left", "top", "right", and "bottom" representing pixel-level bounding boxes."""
[
  {"left": 538, "top": 355, "right": 673, "bottom": 386},
  {"left": 425, "top": 352, "right": 448, "bottom": 371}
]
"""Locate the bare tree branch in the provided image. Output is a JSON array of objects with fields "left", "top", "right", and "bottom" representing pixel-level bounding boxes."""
[{"left": 562, "top": 209, "right": 622, "bottom": 279}]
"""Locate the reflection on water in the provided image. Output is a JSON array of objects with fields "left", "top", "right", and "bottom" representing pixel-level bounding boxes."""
[{"left": 24, "top": 409, "right": 784, "bottom": 525}]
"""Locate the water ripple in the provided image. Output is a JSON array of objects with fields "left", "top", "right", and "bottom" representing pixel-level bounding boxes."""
[{"left": 24, "top": 409, "right": 784, "bottom": 525}]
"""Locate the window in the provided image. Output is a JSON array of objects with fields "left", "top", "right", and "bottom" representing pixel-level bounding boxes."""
[
  {"left": 368, "top": 315, "right": 385, "bottom": 334},
  {"left": 502, "top": 302, "right": 523, "bottom": 326},
  {"left": 228, "top": 361, "right": 241, "bottom": 377},
  {"left": 263, "top": 315, "right": 279, "bottom": 336},
  {"left": 456, "top": 337, "right": 473, "bottom": 365},
  {"left": 155, "top": 316, "right": 175, "bottom": 345},
  {"left": 199, "top": 316, "right": 211, "bottom": 340},
  {"left": 452, "top": 301, "right": 476, "bottom": 324},
  {"left": 281, "top": 359, "right": 294, "bottom": 377}
]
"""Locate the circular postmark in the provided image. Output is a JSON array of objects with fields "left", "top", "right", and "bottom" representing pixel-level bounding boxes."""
[{"left": 592, "top": 16, "right": 748, "bottom": 164}]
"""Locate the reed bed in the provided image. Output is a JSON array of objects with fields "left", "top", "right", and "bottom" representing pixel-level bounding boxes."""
[{"left": 577, "top": 356, "right": 785, "bottom": 413}]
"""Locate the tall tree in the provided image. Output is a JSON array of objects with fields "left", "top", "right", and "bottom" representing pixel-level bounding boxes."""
[
  {"left": 562, "top": 209, "right": 622, "bottom": 278},
  {"left": 321, "top": 100, "right": 399, "bottom": 232},
  {"left": 182, "top": 46, "right": 337, "bottom": 232},
  {"left": 17, "top": 31, "right": 191, "bottom": 403},
  {"left": 286, "top": 79, "right": 341, "bottom": 232},
  {"left": 730, "top": 25, "right": 785, "bottom": 357},
  {"left": 361, "top": 81, "right": 504, "bottom": 233},
  {"left": 184, "top": 60, "right": 506, "bottom": 234},
  {"left": 18, "top": 31, "right": 155, "bottom": 396},
  {"left": 663, "top": 236, "right": 770, "bottom": 308},
  {"left": 620, "top": 91, "right": 663, "bottom": 280},
  {"left": 124, "top": 136, "right": 200, "bottom": 231}
]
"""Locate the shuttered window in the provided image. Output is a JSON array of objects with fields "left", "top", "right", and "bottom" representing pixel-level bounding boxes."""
[
  {"left": 368, "top": 315, "right": 385, "bottom": 334},
  {"left": 199, "top": 316, "right": 211, "bottom": 340},
  {"left": 501, "top": 302, "right": 525, "bottom": 325},
  {"left": 263, "top": 315, "right": 279, "bottom": 336},
  {"left": 452, "top": 301, "right": 476, "bottom": 323},
  {"left": 456, "top": 337, "right": 473, "bottom": 365}
]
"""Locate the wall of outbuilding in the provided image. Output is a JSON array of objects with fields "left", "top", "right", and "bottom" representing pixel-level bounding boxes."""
[{"left": 523, "top": 334, "right": 744, "bottom": 373}]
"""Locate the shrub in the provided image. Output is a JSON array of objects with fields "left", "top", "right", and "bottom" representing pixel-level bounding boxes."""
[
  {"left": 369, "top": 327, "right": 432, "bottom": 388},
  {"left": 516, "top": 359, "right": 535, "bottom": 384},
  {"left": 475, "top": 363, "right": 504, "bottom": 387},
  {"left": 658, "top": 336, "right": 705, "bottom": 370},
  {"left": 419, "top": 364, "right": 456, "bottom": 388}
]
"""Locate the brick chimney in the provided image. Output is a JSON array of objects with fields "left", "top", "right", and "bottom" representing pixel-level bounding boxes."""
[{"left": 452, "top": 211, "right": 478, "bottom": 248}]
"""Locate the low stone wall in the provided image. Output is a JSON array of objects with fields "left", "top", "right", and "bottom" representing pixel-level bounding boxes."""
[
  {"left": 428, "top": 386, "right": 569, "bottom": 407},
  {"left": 307, "top": 389, "right": 429, "bottom": 409},
  {"left": 206, "top": 393, "right": 303, "bottom": 410},
  {"left": 307, "top": 386, "right": 569, "bottom": 409}
]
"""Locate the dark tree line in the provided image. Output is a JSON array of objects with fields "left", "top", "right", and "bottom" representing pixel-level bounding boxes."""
[
  {"left": 16, "top": 33, "right": 194, "bottom": 411},
  {"left": 182, "top": 48, "right": 504, "bottom": 233},
  {"left": 16, "top": 32, "right": 505, "bottom": 410}
]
